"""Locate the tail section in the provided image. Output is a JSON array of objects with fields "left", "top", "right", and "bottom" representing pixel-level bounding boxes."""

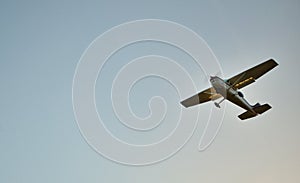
[
  {"left": 238, "top": 111, "right": 257, "bottom": 120},
  {"left": 238, "top": 103, "right": 272, "bottom": 120},
  {"left": 253, "top": 103, "right": 272, "bottom": 114},
  {"left": 253, "top": 102, "right": 261, "bottom": 108}
]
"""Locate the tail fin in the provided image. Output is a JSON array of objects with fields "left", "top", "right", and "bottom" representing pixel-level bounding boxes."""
[
  {"left": 253, "top": 103, "right": 261, "bottom": 108},
  {"left": 238, "top": 104, "right": 272, "bottom": 120}
]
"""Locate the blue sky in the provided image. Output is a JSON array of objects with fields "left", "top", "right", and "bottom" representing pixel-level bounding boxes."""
[{"left": 0, "top": 0, "right": 299, "bottom": 182}]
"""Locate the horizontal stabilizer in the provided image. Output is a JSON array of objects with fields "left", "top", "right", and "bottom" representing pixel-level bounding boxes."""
[
  {"left": 238, "top": 103, "right": 272, "bottom": 120},
  {"left": 253, "top": 104, "right": 272, "bottom": 114},
  {"left": 238, "top": 111, "right": 257, "bottom": 120}
]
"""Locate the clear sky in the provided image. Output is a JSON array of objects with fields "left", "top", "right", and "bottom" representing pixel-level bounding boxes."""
[{"left": 0, "top": 0, "right": 299, "bottom": 182}]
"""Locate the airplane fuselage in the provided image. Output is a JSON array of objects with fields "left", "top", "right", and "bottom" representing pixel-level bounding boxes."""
[{"left": 210, "top": 76, "right": 256, "bottom": 114}]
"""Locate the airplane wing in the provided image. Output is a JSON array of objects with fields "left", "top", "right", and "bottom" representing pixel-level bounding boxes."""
[
  {"left": 181, "top": 87, "right": 222, "bottom": 108},
  {"left": 227, "top": 59, "right": 278, "bottom": 89}
]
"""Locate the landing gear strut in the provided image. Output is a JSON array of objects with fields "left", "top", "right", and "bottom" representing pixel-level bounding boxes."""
[{"left": 214, "top": 98, "right": 225, "bottom": 108}]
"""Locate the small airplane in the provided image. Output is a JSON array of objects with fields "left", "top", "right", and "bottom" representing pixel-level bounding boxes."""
[{"left": 181, "top": 59, "right": 279, "bottom": 120}]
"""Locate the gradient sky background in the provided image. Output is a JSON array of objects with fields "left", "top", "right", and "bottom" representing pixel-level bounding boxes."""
[{"left": 1, "top": 0, "right": 299, "bottom": 182}]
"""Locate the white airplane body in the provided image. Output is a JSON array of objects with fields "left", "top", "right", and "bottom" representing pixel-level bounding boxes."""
[{"left": 181, "top": 59, "right": 278, "bottom": 120}]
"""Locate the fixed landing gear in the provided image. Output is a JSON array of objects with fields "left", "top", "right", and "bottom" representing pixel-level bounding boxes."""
[{"left": 214, "top": 98, "right": 225, "bottom": 108}]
